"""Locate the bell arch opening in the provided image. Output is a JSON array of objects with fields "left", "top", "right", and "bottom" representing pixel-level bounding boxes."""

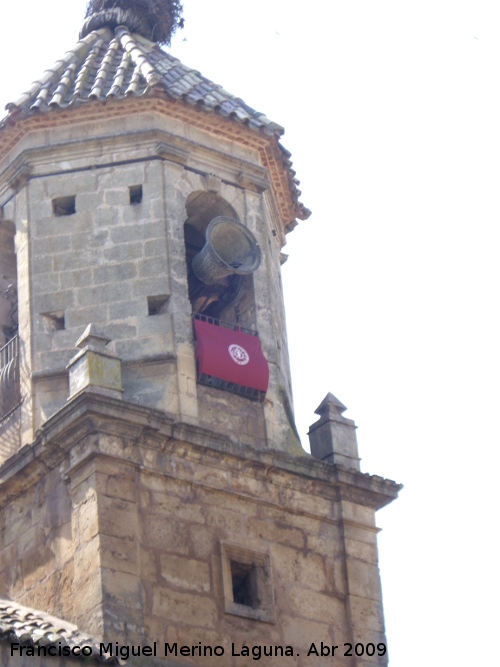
[
  {"left": 183, "top": 192, "right": 258, "bottom": 330},
  {"left": 0, "top": 220, "right": 18, "bottom": 346},
  {"left": 0, "top": 219, "right": 21, "bottom": 425}
]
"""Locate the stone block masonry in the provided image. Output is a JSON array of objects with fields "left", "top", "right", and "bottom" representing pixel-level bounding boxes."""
[
  {"left": 0, "top": 392, "right": 400, "bottom": 665},
  {"left": 0, "top": 100, "right": 305, "bottom": 455},
  {"left": 0, "top": 21, "right": 400, "bottom": 665},
  {"left": 29, "top": 162, "right": 169, "bottom": 368}
]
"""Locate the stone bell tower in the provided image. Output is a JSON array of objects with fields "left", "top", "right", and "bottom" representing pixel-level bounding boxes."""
[{"left": 0, "top": 2, "right": 400, "bottom": 665}]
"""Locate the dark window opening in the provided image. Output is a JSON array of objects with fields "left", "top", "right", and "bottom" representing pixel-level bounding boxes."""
[
  {"left": 147, "top": 295, "right": 169, "bottom": 316},
  {"left": 129, "top": 185, "right": 143, "bottom": 205},
  {"left": 222, "top": 543, "right": 274, "bottom": 623},
  {"left": 42, "top": 311, "right": 65, "bottom": 331},
  {"left": 231, "top": 560, "right": 260, "bottom": 608},
  {"left": 53, "top": 196, "right": 76, "bottom": 217}
]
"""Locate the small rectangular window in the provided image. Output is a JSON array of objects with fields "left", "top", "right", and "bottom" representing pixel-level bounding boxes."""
[
  {"left": 147, "top": 295, "right": 169, "bottom": 316},
  {"left": 129, "top": 185, "right": 143, "bottom": 205},
  {"left": 221, "top": 543, "right": 274, "bottom": 623},
  {"left": 52, "top": 196, "right": 76, "bottom": 217},
  {"left": 41, "top": 311, "right": 65, "bottom": 331}
]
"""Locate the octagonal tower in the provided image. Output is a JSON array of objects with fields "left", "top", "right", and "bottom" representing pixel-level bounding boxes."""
[{"left": 0, "top": 4, "right": 400, "bottom": 665}]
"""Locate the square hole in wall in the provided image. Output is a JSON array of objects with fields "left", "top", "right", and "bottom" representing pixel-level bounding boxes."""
[
  {"left": 52, "top": 196, "right": 76, "bottom": 217},
  {"left": 129, "top": 185, "right": 143, "bottom": 205},
  {"left": 41, "top": 311, "right": 65, "bottom": 331},
  {"left": 221, "top": 543, "right": 274, "bottom": 623},
  {"left": 147, "top": 295, "right": 169, "bottom": 316}
]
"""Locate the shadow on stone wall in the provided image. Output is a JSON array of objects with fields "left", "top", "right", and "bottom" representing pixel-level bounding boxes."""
[{"left": 0, "top": 405, "right": 22, "bottom": 465}]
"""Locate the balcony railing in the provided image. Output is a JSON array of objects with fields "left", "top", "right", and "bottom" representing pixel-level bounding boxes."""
[
  {"left": 0, "top": 334, "right": 21, "bottom": 422},
  {"left": 193, "top": 313, "right": 258, "bottom": 337}
]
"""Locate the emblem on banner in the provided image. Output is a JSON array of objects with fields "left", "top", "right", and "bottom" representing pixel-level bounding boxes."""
[{"left": 228, "top": 344, "right": 250, "bottom": 365}]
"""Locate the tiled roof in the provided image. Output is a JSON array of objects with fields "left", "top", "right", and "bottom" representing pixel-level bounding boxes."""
[
  {"left": 5, "top": 25, "right": 283, "bottom": 138},
  {"left": 0, "top": 598, "right": 120, "bottom": 663},
  {"left": 2, "top": 15, "right": 310, "bottom": 225}
]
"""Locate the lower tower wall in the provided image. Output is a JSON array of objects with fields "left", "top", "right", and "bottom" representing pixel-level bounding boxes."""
[{"left": 0, "top": 392, "right": 398, "bottom": 666}]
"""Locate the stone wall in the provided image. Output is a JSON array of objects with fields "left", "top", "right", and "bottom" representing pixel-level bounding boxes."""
[
  {"left": 23, "top": 160, "right": 172, "bottom": 425},
  {"left": 0, "top": 464, "right": 74, "bottom": 622},
  {"left": 0, "top": 105, "right": 296, "bottom": 455},
  {"left": 0, "top": 393, "right": 396, "bottom": 666}
]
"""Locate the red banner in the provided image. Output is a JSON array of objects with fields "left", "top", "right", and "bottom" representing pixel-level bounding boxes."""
[{"left": 193, "top": 319, "right": 269, "bottom": 393}]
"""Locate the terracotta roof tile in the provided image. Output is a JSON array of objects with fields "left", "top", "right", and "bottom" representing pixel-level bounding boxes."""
[
  {"left": 2, "top": 23, "right": 311, "bottom": 225},
  {"left": 0, "top": 598, "right": 120, "bottom": 663},
  {"left": 5, "top": 25, "right": 279, "bottom": 136}
]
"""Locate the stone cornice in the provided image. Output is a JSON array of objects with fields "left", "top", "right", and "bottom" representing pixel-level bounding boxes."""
[
  {"left": 0, "top": 95, "right": 306, "bottom": 233},
  {"left": 0, "top": 126, "right": 270, "bottom": 204},
  {"left": 0, "top": 392, "right": 402, "bottom": 515}
]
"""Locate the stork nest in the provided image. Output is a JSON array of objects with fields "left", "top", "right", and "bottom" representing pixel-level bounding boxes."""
[{"left": 83, "top": 0, "right": 184, "bottom": 44}]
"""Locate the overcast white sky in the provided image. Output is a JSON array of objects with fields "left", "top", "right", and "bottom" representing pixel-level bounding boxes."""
[{"left": 1, "top": 1, "right": 500, "bottom": 664}]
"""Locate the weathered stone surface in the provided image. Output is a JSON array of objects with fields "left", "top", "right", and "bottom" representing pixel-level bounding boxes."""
[
  {"left": 159, "top": 554, "right": 211, "bottom": 593},
  {"left": 345, "top": 560, "right": 384, "bottom": 601},
  {"left": 0, "top": 391, "right": 400, "bottom": 661},
  {"left": 273, "top": 544, "right": 327, "bottom": 592},
  {"left": 288, "top": 586, "right": 346, "bottom": 623},
  {"left": 282, "top": 616, "right": 332, "bottom": 652},
  {"left": 141, "top": 515, "right": 190, "bottom": 555},
  {"left": 247, "top": 518, "right": 305, "bottom": 549},
  {"left": 0, "top": 38, "right": 400, "bottom": 660},
  {"left": 100, "top": 499, "right": 139, "bottom": 541},
  {"left": 151, "top": 587, "right": 218, "bottom": 627},
  {"left": 349, "top": 594, "right": 386, "bottom": 633}
]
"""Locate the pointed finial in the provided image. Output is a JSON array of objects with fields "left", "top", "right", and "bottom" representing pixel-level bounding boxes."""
[
  {"left": 314, "top": 392, "right": 348, "bottom": 420},
  {"left": 75, "top": 323, "right": 111, "bottom": 352},
  {"left": 308, "top": 392, "right": 360, "bottom": 469}
]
